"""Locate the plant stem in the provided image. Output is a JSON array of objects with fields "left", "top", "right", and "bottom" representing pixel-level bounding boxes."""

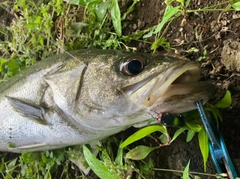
[
  {"left": 153, "top": 168, "right": 220, "bottom": 177},
  {"left": 186, "top": 8, "right": 233, "bottom": 13}
]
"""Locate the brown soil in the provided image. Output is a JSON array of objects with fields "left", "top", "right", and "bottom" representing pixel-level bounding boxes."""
[
  {"left": 121, "top": 0, "right": 240, "bottom": 178},
  {"left": 1, "top": 0, "right": 240, "bottom": 178}
]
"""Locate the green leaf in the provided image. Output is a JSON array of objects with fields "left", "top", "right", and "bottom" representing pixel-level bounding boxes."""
[
  {"left": 159, "top": 133, "right": 168, "bottom": 144},
  {"left": 143, "top": 29, "right": 154, "bottom": 38},
  {"left": 71, "top": 22, "right": 88, "bottom": 37},
  {"left": 153, "top": 6, "right": 181, "bottom": 34},
  {"left": 120, "top": 125, "right": 168, "bottom": 148},
  {"left": 95, "top": 1, "right": 110, "bottom": 22},
  {"left": 186, "top": 130, "right": 195, "bottom": 142},
  {"left": 7, "top": 158, "right": 18, "bottom": 169},
  {"left": 125, "top": 145, "right": 157, "bottom": 160},
  {"left": 198, "top": 128, "right": 209, "bottom": 172},
  {"left": 151, "top": 37, "right": 166, "bottom": 51},
  {"left": 44, "top": 171, "right": 51, "bottom": 179},
  {"left": 114, "top": 146, "right": 123, "bottom": 166},
  {"left": 121, "top": 0, "right": 140, "bottom": 20},
  {"left": 186, "top": 121, "right": 202, "bottom": 132},
  {"left": 214, "top": 90, "right": 232, "bottom": 108},
  {"left": 7, "top": 59, "right": 19, "bottom": 74},
  {"left": 83, "top": 145, "right": 115, "bottom": 179},
  {"left": 38, "top": 36, "right": 44, "bottom": 46},
  {"left": 140, "top": 158, "right": 154, "bottom": 174},
  {"left": 206, "top": 104, "right": 223, "bottom": 123},
  {"left": 0, "top": 158, "right": 5, "bottom": 172},
  {"left": 69, "top": 0, "right": 81, "bottom": 5},
  {"left": 171, "top": 127, "right": 187, "bottom": 143},
  {"left": 0, "top": 29, "right": 7, "bottom": 35},
  {"left": 212, "top": 107, "right": 222, "bottom": 122},
  {"left": 182, "top": 160, "right": 191, "bottom": 179},
  {"left": 0, "top": 58, "right": 7, "bottom": 72},
  {"left": 185, "top": 0, "right": 191, "bottom": 7},
  {"left": 110, "top": 0, "right": 122, "bottom": 36},
  {"left": 232, "top": 1, "right": 240, "bottom": 11},
  {"left": 165, "top": 0, "right": 175, "bottom": 6}
]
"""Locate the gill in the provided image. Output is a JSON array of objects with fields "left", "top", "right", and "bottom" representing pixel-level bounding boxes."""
[{"left": 48, "top": 37, "right": 154, "bottom": 123}]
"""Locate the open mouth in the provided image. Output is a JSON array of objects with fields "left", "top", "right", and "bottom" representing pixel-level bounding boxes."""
[{"left": 128, "top": 61, "right": 215, "bottom": 114}]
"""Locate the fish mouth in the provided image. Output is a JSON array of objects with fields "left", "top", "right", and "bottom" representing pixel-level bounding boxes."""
[{"left": 128, "top": 61, "right": 216, "bottom": 114}]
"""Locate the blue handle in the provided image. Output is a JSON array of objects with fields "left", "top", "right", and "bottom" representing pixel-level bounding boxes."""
[{"left": 196, "top": 101, "right": 239, "bottom": 179}]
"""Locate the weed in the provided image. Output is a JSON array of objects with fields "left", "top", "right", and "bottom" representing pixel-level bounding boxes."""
[
  {"left": 0, "top": 0, "right": 236, "bottom": 178},
  {"left": 119, "top": 90, "right": 232, "bottom": 174},
  {"left": 143, "top": 0, "right": 240, "bottom": 52},
  {"left": 0, "top": 0, "right": 70, "bottom": 79},
  {"left": 198, "top": 49, "right": 208, "bottom": 61},
  {"left": 0, "top": 0, "right": 145, "bottom": 178},
  {"left": 0, "top": 0, "right": 142, "bottom": 80}
]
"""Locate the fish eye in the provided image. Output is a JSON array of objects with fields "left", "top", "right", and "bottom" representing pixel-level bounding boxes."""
[{"left": 120, "top": 56, "right": 146, "bottom": 76}]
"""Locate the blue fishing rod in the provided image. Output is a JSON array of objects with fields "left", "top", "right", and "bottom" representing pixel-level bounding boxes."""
[
  {"left": 158, "top": 101, "right": 239, "bottom": 178},
  {"left": 196, "top": 101, "right": 239, "bottom": 179}
]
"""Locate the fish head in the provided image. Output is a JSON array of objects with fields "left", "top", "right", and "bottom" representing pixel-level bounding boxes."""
[
  {"left": 66, "top": 50, "right": 216, "bottom": 130},
  {"left": 121, "top": 53, "right": 214, "bottom": 114}
]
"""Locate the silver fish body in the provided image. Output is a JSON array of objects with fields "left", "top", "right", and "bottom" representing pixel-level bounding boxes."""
[{"left": 0, "top": 49, "right": 215, "bottom": 152}]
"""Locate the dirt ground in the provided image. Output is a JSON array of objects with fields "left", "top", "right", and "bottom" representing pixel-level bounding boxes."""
[
  {"left": 0, "top": 0, "right": 240, "bottom": 178},
  {"left": 120, "top": 0, "right": 240, "bottom": 178}
]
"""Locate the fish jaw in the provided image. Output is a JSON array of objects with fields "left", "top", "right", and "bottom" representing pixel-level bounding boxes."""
[
  {"left": 128, "top": 61, "right": 216, "bottom": 114},
  {"left": 150, "top": 81, "right": 215, "bottom": 114}
]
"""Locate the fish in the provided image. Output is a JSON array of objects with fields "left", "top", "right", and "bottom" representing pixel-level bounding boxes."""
[{"left": 0, "top": 49, "right": 215, "bottom": 153}]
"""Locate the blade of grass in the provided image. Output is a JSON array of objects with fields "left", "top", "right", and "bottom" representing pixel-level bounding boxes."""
[{"left": 83, "top": 145, "right": 115, "bottom": 179}]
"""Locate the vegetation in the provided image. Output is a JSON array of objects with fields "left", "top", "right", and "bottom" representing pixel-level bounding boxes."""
[{"left": 0, "top": 0, "right": 239, "bottom": 178}]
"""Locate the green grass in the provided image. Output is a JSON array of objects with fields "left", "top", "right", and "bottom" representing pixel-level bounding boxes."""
[
  {"left": 144, "top": 0, "right": 240, "bottom": 52},
  {"left": 0, "top": 0, "right": 237, "bottom": 178}
]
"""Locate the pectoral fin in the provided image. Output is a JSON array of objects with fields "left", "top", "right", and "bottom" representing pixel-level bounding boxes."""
[{"left": 6, "top": 96, "right": 47, "bottom": 124}]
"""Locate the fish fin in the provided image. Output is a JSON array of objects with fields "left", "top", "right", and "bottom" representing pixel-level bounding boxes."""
[{"left": 6, "top": 96, "right": 47, "bottom": 125}]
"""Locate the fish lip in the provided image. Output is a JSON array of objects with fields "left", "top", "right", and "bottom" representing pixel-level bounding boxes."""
[{"left": 127, "top": 62, "right": 215, "bottom": 114}]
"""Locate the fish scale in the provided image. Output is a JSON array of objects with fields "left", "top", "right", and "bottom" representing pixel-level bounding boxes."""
[{"left": 0, "top": 49, "right": 216, "bottom": 152}]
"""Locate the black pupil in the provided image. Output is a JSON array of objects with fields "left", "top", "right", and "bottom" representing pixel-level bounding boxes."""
[{"left": 127, "top": 60, "right": 143, "bottom": 75}]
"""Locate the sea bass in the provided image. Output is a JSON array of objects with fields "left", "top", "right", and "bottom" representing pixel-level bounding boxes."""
[{"left": 0, "top": 49, "right": 215, "bottom": 152}]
